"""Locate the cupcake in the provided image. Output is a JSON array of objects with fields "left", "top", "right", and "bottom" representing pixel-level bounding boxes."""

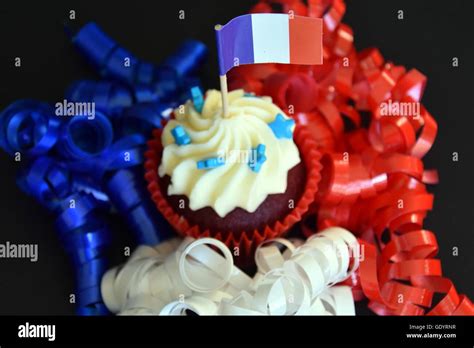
[{"left": 145, "top": 89, "right": 321, "bottom": 262}]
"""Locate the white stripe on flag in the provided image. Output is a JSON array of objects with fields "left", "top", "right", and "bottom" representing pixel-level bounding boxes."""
[{"left": 251, "top": 14, "right": 290, "bottom": 64}]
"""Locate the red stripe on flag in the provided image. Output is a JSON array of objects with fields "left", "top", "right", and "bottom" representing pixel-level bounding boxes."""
[{"left": 289, "top": 16, "right": 323, "bottom": 65}]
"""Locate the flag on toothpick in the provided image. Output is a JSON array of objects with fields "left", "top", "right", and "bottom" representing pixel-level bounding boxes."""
[
  {"left": 215, "top": 13, "right": 323, "bottom": 75},
  {"left": 215, "top": 13, "right": 323, "bottom": 116}
]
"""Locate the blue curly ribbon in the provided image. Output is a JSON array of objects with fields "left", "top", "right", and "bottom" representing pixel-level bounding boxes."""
[
  {"left": 0, "top": 100, "right": 60, "bottom": 157},
  {"left": 55, "top": 192, "right": 111, "bottom": 316},
  {"left": 17, "top": 157, "right": 80, "bottom": 215},
  {"left": 56, "top": 111, "right": 114, "bottom": 160},
  {"left": 0, "top": 21, "right": 207, "bottom": 316},
  {"left": 64, "top": 80, "right": 176, "bottom": 137},
  {"left": 16, "top": 157, "right": 71, "bottom": 210},
  {"left": 65, "top": 80, "right": 134, "bottom": 116},
  {"left": 162, "top": 39, "right": 208, "bottom": 78},
  {"left": 59, "top": 130, "right": 166, "bottom": 245},
  {"left": 106, "top": 168, "right": 171, "bottom": 245},
  {"left": 114, "top": 102, "right": 173, "bottom": 137},
  {"left": 72, "top": 22, "right": 207, "bottom": 102},
  {"left": 63, "top": 133, "right": 146, "bottom": 182}
]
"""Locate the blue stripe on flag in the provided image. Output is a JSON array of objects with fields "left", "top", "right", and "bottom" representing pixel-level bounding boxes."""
[{"left": 216, "top": 14, "right": 254, "bottom": 75}]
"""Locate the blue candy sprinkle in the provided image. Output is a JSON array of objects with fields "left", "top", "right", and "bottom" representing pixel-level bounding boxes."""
[
  {"left": 171, "top": 125, "right": 191, "bottom": 146},
  {"left": 256, "top": 143, "right": 265, "bottom": 157},
  {"left": 197, "top": 156, "right": 225, "bottom": 170},
  {"left": 249, "top": 144, "right": 267, "bottom": 173},
  {"left": 251, "top": 157, "right": 266, "bottom": 173},
  {"left": 268, "top": 113, "right": 295, "bottom": 139},
  {"left": 191, "top": 86, "right": 204, "bottom": 113}
]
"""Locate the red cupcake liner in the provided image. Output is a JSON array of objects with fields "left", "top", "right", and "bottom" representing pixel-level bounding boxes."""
[{"left": 144, "top": 125, "right": 322, "bottom": 263}]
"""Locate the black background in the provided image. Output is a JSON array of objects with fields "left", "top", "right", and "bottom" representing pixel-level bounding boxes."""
[{"left": 0, "top": 0, "right": 473, "bottom": 315}]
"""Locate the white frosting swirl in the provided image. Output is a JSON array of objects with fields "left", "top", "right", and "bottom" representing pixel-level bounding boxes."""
[{"left": 158, "top": 89, "right": 301, "bottom": 217}]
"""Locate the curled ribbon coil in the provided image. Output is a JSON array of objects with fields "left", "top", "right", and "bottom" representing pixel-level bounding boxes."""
[
  {"left": 359, "top": 235, "right": 474, "bottom": 315},
  {"left": 72, "top": 22, "right": 207, "bottom": 103},
  {"left": 227, "top": 0, "right": 473, "bottom": 315},
  {"left": 0, "top": 100, "right": 60, "bottom": 157},
  {"left": 101, "top": 227, "right": 359, "bottom": 315},
  {"left": 67, "top": 23, "right": 207, "bottom": 139},
  {"left": 55, "top": 192, "right": 112, "bottom": 315},
  {"left": 114, "top": 102, "right": 173, "bottom": 138},
  {"left": 16, "top": 156, "right": 111, "bottom": 314},
  {"left": 106, "top": 168, "right": 171, "bottom": 245},
  {"left": 65, "top": 80, "right": 134, "bottom": 116},
  {"left": 64, "top": 80, "right": 175, "bottom": 137}
]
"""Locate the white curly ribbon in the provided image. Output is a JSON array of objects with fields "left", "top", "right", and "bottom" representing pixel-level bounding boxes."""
[{"left": 101, "top": 227, "right": 360, "bottom": 315}]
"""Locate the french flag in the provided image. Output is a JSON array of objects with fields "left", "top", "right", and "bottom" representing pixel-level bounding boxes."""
[{"left": 215, "top": 14, "right": 323, "bottom": 75}]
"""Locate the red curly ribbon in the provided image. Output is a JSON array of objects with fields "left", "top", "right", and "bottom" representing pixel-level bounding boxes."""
[{"left": 229, "top": 0, "right": 473, "bottom": 315}]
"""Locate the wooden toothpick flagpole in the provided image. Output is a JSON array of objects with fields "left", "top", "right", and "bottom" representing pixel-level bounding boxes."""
[
  {"left": 215, "top": 24, "right": 230, "bottom": 118},
  {"left": 219, "top": 74, "right": 230, "bottom": 117}
]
